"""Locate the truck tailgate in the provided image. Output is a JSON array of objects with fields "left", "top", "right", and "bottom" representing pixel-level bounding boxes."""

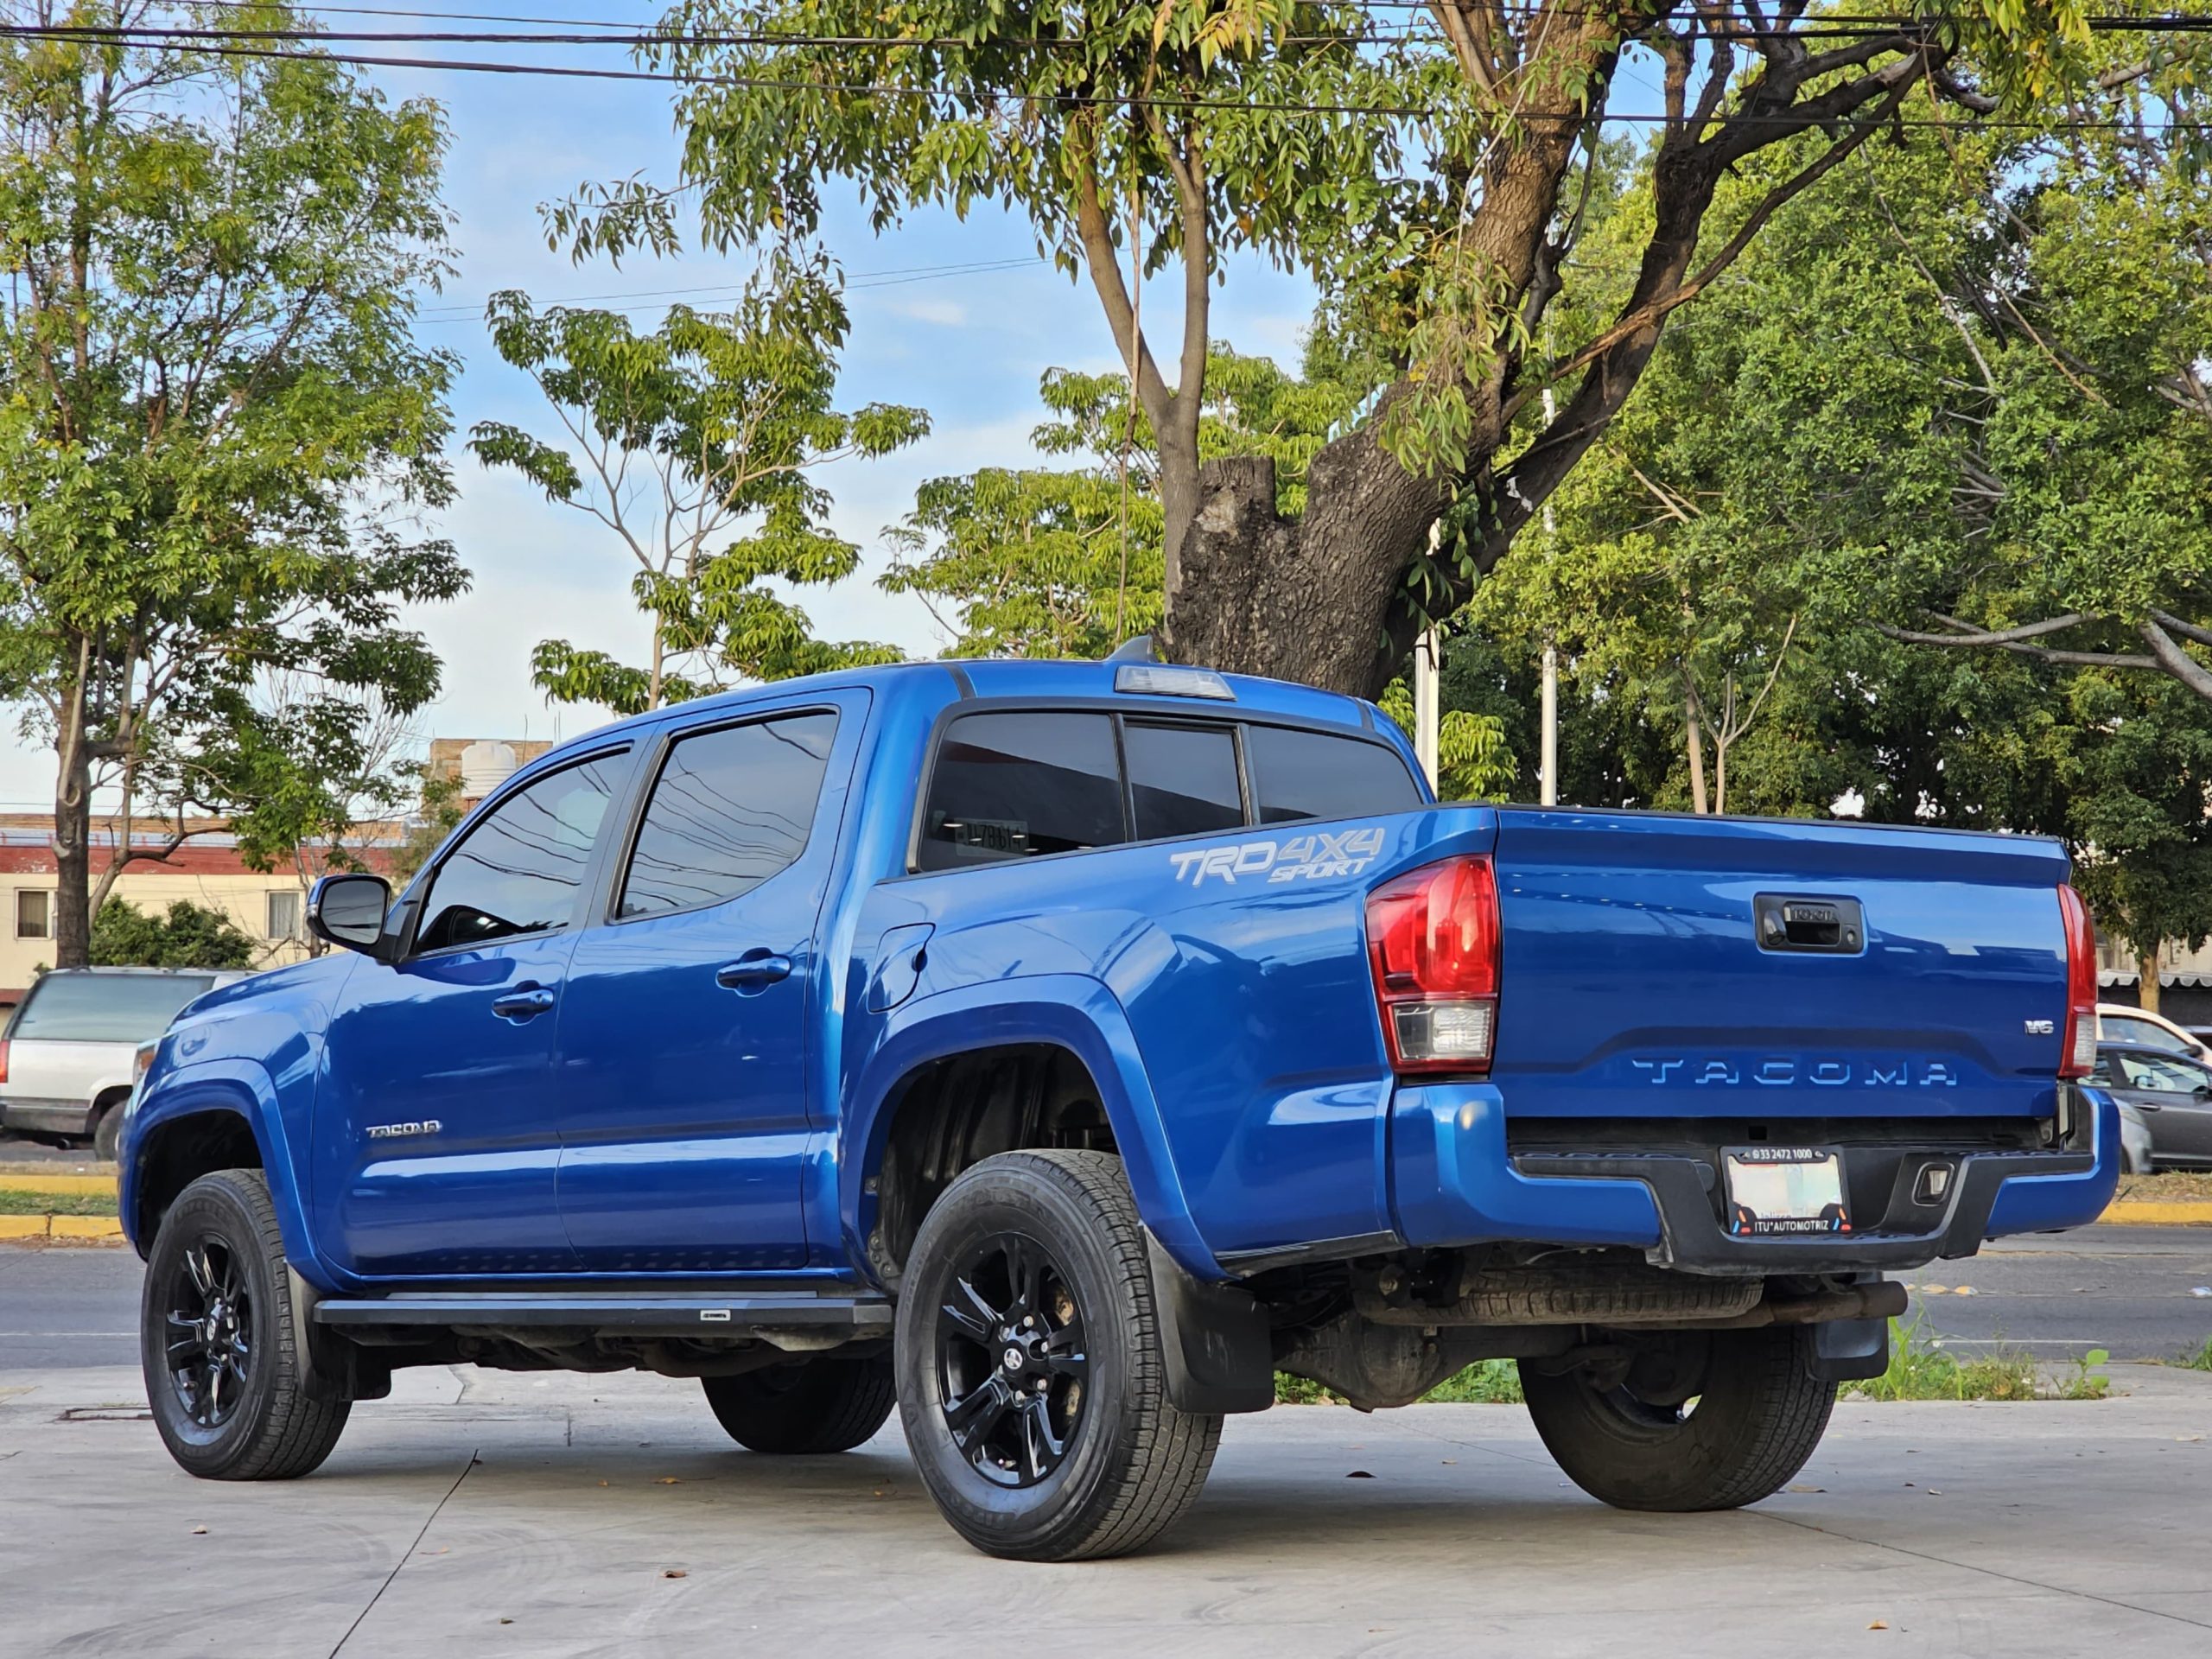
[{"left": 1488, "top": 810, "right": 2073, "bottom": 1122}]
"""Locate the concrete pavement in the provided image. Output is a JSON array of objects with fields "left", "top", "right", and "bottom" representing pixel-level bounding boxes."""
[{"left": 3, "top": 1357, "right": 2210, "bottom": 1656}]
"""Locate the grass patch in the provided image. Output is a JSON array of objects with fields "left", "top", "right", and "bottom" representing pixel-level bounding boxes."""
[
  {"left": 1277, "top": 1319, "right": 2119, "bottom": 1407},
  {"left": 1275, "top": 1359, "right": 1524, "bottom": 1406},
  {"left": 1421, "top": 1359, "right": 1524, "bottom": 1403},
  {"left": 0, "top": 1188, "right": 119, "bottom": 1217},
  {"left": 2182, "top": 1338, "right": 2212, "bottom": 1372},
  {"left": 1851, "top": 1317, "right": 2107, "bottom": 1402},
  {"left": 2114, "top": 1171, "right": 2212, "bottom": 1202}
]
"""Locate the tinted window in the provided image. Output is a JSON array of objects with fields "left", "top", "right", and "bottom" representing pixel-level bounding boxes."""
[
  {"left": 619, "top": 712, "right": 838, "bottom": 918},
  {"left": 918, "top": 713, "right": 1124, "bottom": 870},
  {"left": 416, "top": 755, "right": 622, "bottom": 951},
  {"left": 10, "top": 973, "right": 216, "bottom": 1042},
  {"left": 1246, "top": 724, "right": 1423, "bottom": 824},
  {"left": 1126, "top": 722, "right": 1243, "bottom": 842}
]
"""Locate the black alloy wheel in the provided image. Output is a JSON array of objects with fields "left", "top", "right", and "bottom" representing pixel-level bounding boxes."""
[
  {"left": 934, "top": 1232, "right": 1089, "bottom": 1487},
  {"left": 141, "top": 1168, "right": 351, "bottom": 1480},
  {"left": 162, "top": 1238, "right": 255, "bottom": 1430},
  {"left": 894, "top": 1149, "right": 1222, "bottom": 1560}
]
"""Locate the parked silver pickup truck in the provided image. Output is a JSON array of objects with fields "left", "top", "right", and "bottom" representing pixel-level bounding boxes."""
[{"left": 1, "top": 968, "right": 250, "bottom": 1158}]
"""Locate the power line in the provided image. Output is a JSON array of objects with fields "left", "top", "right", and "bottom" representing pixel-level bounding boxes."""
[
  {"left": 29, "top": 9, "right": 2212, "bottom": 52},
  {"left": 4, "top": 21, "right": 2204, "bottom": 129}
]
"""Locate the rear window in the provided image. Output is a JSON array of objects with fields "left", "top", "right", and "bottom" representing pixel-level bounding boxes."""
[
  {"left": 10, "top": 973, "right": 216, "bottom": 1042},
  {"left": 1125, "top": 722, "right": 1243, "bottom": 842},
  {"left": 1246, "top": 724, "right": 1424, "bottom": 824},
  {"left": 917, "top": 712, "right": 1126, "bottom": 871},
  {"left": 914, "top": 708, "right": 1423, "bottom": 871}
]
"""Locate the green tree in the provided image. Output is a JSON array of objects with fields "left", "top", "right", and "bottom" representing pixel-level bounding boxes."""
[
  {"left": 90, "top": 899, "right": 258, "bottom": 970},
  {"left": 887, "top": 333, "right": 1512, "bottom": 791},
  {"left": 469, "top": 260, "right": 930, "bottom": 714},
  {"left": 882, "top": 332, "right": 1382, "bottom": 659},
  {"left": 1860, "top": 38, "right": 2212, "bottom": 704},
  {"left": 1460, "top": 78, "right": 2212, "bottom": 994},
  {"left": 0, "top": 5, "right": 466, "bottom": 968},
  {"left": 597, "top": 0, "right": 2097, "bottom": 698}
]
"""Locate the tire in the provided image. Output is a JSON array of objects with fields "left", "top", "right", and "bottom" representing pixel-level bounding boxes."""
[
  {"left": 92, "top": 1102, "right": 123, "bottom": 1164},
  {"left": 140, "top": 1169, "right": 352, "bottom": 1480},
  {"left": 702, "top": 1355, "right": 897, "bottom": 1453},
  {"left": 1520, "top": 1325, "right": 1835, "bottom": 1512},
  {"left": 894, "top": 1149, "right": 1222, "bottom": 1561}
]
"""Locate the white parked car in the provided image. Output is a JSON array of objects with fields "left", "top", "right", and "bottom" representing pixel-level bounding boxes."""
[
  {"left": 0, "top": 968, "right": 251, "bottom": 1160},
  {"left": 2096, "top": 1002, "right": 2211, "bottom": 1065}
]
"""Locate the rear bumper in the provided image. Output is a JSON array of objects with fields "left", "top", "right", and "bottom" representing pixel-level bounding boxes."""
[
  {"left": 1389, "top": 1084, "right": 2120, "bottom": 1276},
  {"left": 0, "top": 1096, "right": 96, "bottom": 1136}
]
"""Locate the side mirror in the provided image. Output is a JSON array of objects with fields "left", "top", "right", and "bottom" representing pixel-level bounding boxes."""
[{"left": 308, "top": 873, "right": 393, "bottom": 957}]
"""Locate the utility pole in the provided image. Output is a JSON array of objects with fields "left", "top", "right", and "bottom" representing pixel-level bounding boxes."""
[
  {"left": 1414, "top": 524, "right": 1441, "bottom": 791},
  {"left": 1539, "top": 383, "right": 1560, "bottom": 806}
]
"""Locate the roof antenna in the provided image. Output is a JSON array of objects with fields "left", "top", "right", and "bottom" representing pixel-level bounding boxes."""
[{"left": 1106, "top": 635, "right": 1156, "bottom": 663}]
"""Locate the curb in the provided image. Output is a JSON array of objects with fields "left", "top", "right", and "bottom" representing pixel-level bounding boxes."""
[
  {"left": 2099, "top": 1200, "right": 2212, "bottom": 1226},
  {"left": 0, "top": 1214, "right": 123, "bottom": 1240}
]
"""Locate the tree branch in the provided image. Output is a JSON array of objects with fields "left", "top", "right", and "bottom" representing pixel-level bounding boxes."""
[{"left": 2138, "top": 615, "right": 2212, "bottom": 701}]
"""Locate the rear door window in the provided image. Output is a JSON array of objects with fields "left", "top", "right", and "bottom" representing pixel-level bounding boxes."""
[
  {"left": 1125, "top": 722, "right": 1243, "bottom": 842},
  {"left": 416, "top": 754, "right": 625, "bottom": 952},
  {"left": 10, "top": 973, "right": 216, "bottom": 1041},
  {"left": 917, "top": 712, "right": 1125, "bottom": 870},
  {"left": 1246, "top": 724, "right": 1423, "bottom": 824},
  {"left": 618, "top": 712, "right": 839, "bottom": 918}
]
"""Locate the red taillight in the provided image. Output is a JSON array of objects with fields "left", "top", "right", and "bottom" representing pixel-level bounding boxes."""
[
  {"left": 2056, "top": 883, "right": 2096, "bottom": 1079},
  {"left": 1366, "top": 855, "right": 1501, "bottom": 1075},
  {"left": 0, "top": 1038, "right": 9, "bottom": 1084}
]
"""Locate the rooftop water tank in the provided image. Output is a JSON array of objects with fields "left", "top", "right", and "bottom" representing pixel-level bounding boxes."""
[{"left": 458, "top": 740, "right": 518, "bottom": 798}]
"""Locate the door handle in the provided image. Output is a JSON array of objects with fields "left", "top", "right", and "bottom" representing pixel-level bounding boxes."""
[
  {"left": 490, "top": 985, "right": 556, "bottom": 1022},
  {"left": 716, "top": 953, "right": 793, "bottom": 993}
]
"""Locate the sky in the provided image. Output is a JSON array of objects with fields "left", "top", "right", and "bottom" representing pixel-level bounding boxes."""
[{"left": 0, "top": 4, "right": 1669, "bottom": 809}]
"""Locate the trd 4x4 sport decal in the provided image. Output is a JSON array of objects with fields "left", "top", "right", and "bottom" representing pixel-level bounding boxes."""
[{"left": 1168, "top": 826, "right": 1387, "bottom": 888}]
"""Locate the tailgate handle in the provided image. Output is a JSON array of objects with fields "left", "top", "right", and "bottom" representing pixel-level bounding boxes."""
[{"left": 1755, "top": 894, "right": 1864, "bottom": 954}]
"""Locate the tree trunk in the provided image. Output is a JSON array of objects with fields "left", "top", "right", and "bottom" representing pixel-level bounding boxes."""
[
  {"left": 2139, "top": 945, "right": 2162, "bottom": 1016},
  {"left": 1160, "top": 403, "right": 1449, "bottom": 695},
  {"left": 1685, "top": 697, "right": 1708, "bottom": 815},
  {"left": 52, "top": 737, "right": 93, "bottom": 970},
  {"left": 1157, "top": 39, "right": 1929, "bottom": 701}
]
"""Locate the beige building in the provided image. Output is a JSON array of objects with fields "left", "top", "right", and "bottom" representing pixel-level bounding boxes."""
[
  {"left": 0, "top": 738, "right": 544, "bottom": 1004},
  {"left": 0, "top": 816, "right": 356, "bottom": 1003}
]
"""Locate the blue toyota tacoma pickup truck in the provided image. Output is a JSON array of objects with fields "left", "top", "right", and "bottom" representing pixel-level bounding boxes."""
[{"left": 120, "top": 657, "right": 2119, "bottom": 1560}]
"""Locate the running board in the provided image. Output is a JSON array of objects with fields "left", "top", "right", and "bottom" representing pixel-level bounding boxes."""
[{"left": 313, "top": 1290, "right": 892, "bottom": 1338}]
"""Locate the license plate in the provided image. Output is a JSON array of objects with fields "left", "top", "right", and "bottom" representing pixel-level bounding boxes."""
[{"left": 1724, "top": 1147, "right": 1851, "bottom": 1236}]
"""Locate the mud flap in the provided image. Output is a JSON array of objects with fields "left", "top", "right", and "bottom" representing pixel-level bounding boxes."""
[
  {"left": 1810, "top": 1315, "right": 1890, "bottom": 1382},
  {"left": 289, "top": 1267, "right": 389, "bottom": 1402},
  {"left": 1145, "top": 1234, "right": 1274, "bottom": 1414}
]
